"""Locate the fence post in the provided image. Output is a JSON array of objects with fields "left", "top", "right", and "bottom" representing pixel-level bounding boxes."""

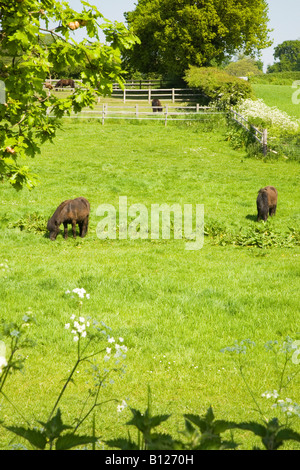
[
  {"left": 123, "top": 89, "right": 126, "bottom": 103},
  {"left": 172, "top": 88, "right": 175, "bottom": 103},
  {"left": 148, "top": 88, "right": 151, "bottom": 104},
  {"left": 262, "top": 128, "right": 268, "bottom": 156}
]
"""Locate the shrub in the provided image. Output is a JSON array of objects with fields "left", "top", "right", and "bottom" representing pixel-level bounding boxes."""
[
  {"left": 8, "top": 213, "right": 47, "bottom": 234},
  {"left": 225, "top": 58, "right": 263, "bottom": 78},
  {"left": 184, "top": 66, "right": 253, "bottom": 107},
  {"left": 249, "top": 71, "right": 300, "bottom": 85}
]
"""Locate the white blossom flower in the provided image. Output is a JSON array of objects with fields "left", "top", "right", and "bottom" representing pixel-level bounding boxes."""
[
  {"left": 72, "top": 287, "right": 87, "bottom": 298},
  {"left": 66, "top": 287, "right": 90, "bottom": 299},
  {"left": 108, "top": 337, "right": 115, "bottom": 343},
  {"left": 272, "top": 399, "right": 300, "bottom": 417},
  {"left": 117, "top": 400, "right": 127, "bottom": 412},
  {"left": 66, "top": 314, "right": 90, "bottom": 341},
  {"left": 237, "top": 98, "right": 300, "bottom": 133},
  {"left": 261, "top": 390, "right": 279, "bottom": 399}
]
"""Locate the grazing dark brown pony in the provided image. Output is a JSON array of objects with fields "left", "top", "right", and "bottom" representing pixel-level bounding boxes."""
[
  {"left": 256, "top": 186, "right": 278, "bottom": 221},
  {"left": 55, "top": 79, "right": 75, "bottom": 89},
  {"left": 47, "top": 197, "right": 90, "bottom": 240},
  {"left": 152, "top": 98, "right": 163, "bottom": 112}
]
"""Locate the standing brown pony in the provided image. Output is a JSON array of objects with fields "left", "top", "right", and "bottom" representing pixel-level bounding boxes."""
[
  {"left": 152, "top": 98, "right": 163, "bottom": 112},
  {"left": 256, "top": 186, "right": 278, "bottom": 221},
  {"left": 55, "top": 79, "right": 75, "bottom": 89}
]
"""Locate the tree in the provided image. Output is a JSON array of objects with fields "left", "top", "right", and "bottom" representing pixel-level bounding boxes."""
[
  {"left": 123, "top": 0, "right": 272, "bottom": 79},
  {"left": 0, "top": 0, "right": 138, "bottom": 190},
  {"left": 225, "top": 57, "right": 263, "bottom": 77},
  {"left": 267, "top": 40, "right": 300, "bottom": 73}
]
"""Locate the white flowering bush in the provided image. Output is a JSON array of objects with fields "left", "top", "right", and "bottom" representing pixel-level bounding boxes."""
[{"left": 237, "top": 98, "right": 300, "bottom": 135}]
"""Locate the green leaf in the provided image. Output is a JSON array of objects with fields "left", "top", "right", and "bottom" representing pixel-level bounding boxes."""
[
  {"left": 3, "top": 426, "right": 47, "bottom": 450},
  {"left": 183, "top": 414, "right": 207, "bottom": 433},
  {"left": 55, "top": 433, "right": 98, "bottom": 450},
  {"left": 276, "top": 428, "right": 300, "bottom": 443},
  {"left": 105, "top": 438, "right": 140, "bottom": 450},
  {"left": 37, "top": 409, "right": 73, "bottom": 440},
  {"left": 126, "top": 408, "right": 170, "bottom": 433},
  {"left": 234, "top": 421, "right": 267, "bottom": 437}
]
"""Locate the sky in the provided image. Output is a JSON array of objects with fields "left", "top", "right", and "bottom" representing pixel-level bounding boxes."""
[{"left": 66, "top": 0, "right": 300, "bottom": 71}]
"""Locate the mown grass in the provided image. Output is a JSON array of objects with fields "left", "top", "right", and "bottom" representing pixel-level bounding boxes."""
[
  {"left": 253, "top": 84, "right": 300, "bottom": 120},
  {"left": 0, "top": 119, "right": 299, "bottom": 449}
]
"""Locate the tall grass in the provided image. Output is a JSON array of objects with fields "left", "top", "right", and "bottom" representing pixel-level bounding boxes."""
[{"left": 0, "top": 119, "right": 299, "bottom": 449}]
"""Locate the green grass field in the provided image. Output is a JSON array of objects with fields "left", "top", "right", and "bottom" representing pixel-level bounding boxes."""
[
  {"left": 253, "top": 84, "right": 300, "bottom": 119},
  {"left": 0, "top": 118, "right": 299, "bottom": 449}
]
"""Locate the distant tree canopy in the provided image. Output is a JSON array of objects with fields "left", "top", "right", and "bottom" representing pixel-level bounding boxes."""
[
  {"left": 225, "top": 57, "right": 263, "bottom": 77},
  {"left": 123, "top": 0, "right": 272, "bottom": 79},
  {"left": 267, "top": 40, "right": 300, "bottom": 73}
]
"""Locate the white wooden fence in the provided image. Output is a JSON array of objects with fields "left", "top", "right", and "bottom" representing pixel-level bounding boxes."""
[
  {"left": 47, "top": 104, "right": 223, "bottom": 125},
  {"left": 110, "top": 88, "right": 204, "bottom": 103},
  {"left": 230, "top": 108, "right": 268, "bottom": 155},
  {"left": 44, "top": 80, "right": 203, "bottom": 103}
]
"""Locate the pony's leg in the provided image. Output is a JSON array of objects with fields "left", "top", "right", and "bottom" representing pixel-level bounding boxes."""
[
  {"left": 72, "top": 220, "right": 77, "bottom": 238},
  {"left": 63, "top": 222, "right": 68, "bottom": 239},
  {"left": 80, "top": 217, "right": 89, "bottom": 237}
]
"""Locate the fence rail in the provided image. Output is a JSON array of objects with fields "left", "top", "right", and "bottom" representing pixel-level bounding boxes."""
[
  {"left": 110, "top": 88, "right": 204, "bottom": 103},
  {"left": 230, "top": 108, "right": 268, "bottom": 155},
  {"left": 44, "top": 81, "right": 204, "bottom": 103},
  {"left": 45, "top": 79, "right": 178, "bottom": 89},
  {"left": 47, "top": 104, "right": 223, "bottom": 125}
]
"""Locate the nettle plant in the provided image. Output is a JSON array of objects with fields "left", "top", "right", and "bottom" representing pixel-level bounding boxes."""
[{"left": 0, "top": 288, "right": 128, "bottom": 450}]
